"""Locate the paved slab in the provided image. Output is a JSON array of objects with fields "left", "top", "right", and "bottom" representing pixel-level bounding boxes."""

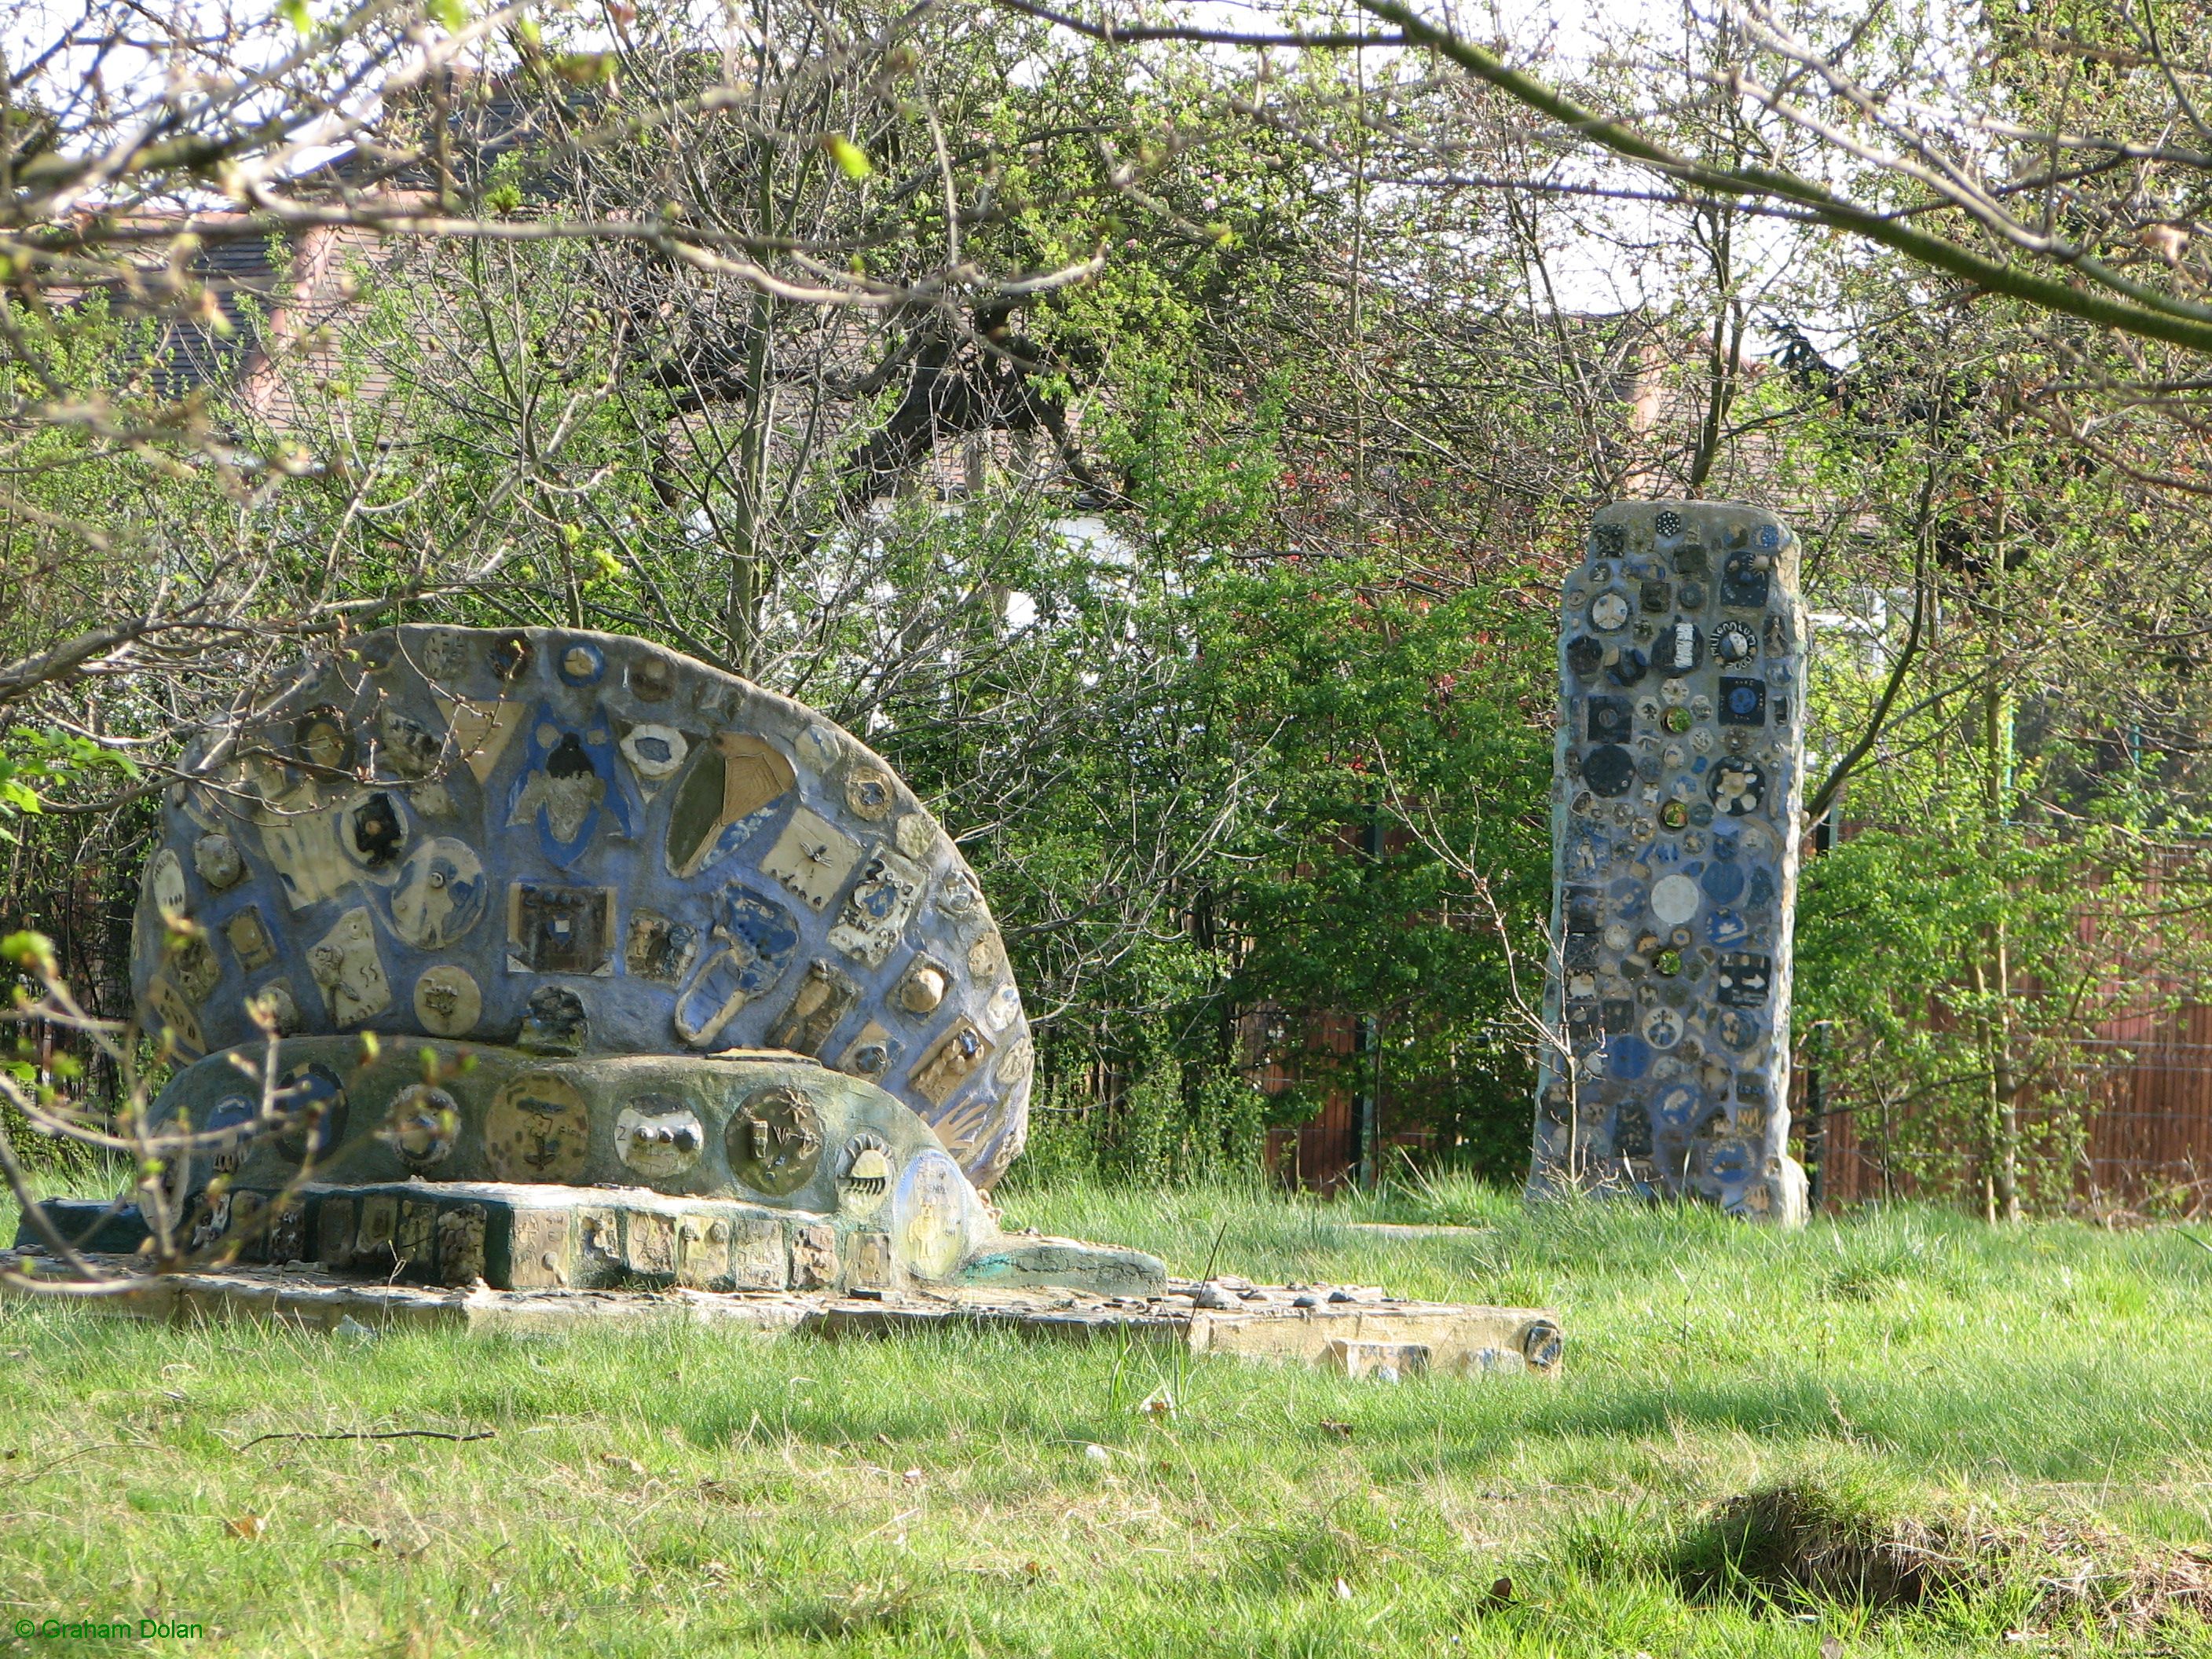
[
  {"left": 0, "top": 1253, "right": 1563, "bottom": 1377},
  {"left": 1339, "top": 1222, "right": 1496, "bottom": 1241}
]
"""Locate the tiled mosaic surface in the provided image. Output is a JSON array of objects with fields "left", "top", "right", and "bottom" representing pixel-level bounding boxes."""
[
  {"left": 1529, "top": 502, "right": 1809, "bottom": 1221},
  {"left": 129, "top": 626, "right": 1031, "bottom": 1187}
]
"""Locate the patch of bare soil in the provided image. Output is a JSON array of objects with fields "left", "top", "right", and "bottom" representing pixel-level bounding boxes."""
[{"left": 1680, "top": 1485, "right": 2212, "bottom": 1629}]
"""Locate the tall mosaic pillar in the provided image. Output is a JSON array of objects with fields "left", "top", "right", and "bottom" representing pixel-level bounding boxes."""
[{"left": 1529, "top": 501, "right": 1811, "bottom": 1223}]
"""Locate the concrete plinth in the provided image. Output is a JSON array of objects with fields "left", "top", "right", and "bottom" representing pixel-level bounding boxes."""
[{"left": 0, "top": 1251, "right": 1564, "bottom": 1377}]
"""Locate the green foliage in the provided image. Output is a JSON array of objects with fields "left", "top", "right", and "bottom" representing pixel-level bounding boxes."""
[
  {"left": 1798, "top": 809, "right": 2151, "bottom": 1204},
  {"left": 1784, "top": 375, "right": 2212, "bottom": 1210},
  {"left": 1013, "top": 1026, "right": 1270, "bottom": 1191},
  {"left": 0, "top": 732, "right": 137, "bottom": 837},
  {"left": 26, "top": 0, "right": 2212, "bottom": 1215}
]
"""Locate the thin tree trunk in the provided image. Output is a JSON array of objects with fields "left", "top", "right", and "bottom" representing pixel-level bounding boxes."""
[
  {"left": 1350, "top": 45, "right": 1368, "bottom": 548},
  {"left": 1981, "top": 668, "right": 2021, "bottom": 1221},
  {"left": 1994, "top": 920, "right": 2020, "bottom": 1221},
  {"left": 721, "top": 12, "right": 786, "bottom": 678},
  {"left": 727, "top": 195, "right": 776, "bottom": 677}
]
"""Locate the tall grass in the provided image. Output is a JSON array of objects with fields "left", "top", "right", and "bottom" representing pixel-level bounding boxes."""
[{"left": 0, "top": 1178, "right": 2208, "bottom": 1654}]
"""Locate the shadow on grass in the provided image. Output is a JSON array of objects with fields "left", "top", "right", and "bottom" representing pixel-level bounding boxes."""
[
  {"left": 767, "top": 1581, "right": 925, "bottom": 1641},
  {"left": 1655, "top": 1475, "right": 2212, "bottom": 1639}
]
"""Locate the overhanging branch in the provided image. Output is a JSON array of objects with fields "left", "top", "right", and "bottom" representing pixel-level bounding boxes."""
[{"left": 1339, "top": 0, "right": 2212, "bottom": 355}]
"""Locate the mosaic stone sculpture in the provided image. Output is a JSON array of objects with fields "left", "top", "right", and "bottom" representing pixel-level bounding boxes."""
[
  {"left": 1528, "top": 502, "right": 1811, "bottom": 1223},
  {"left": 135, "top": 625, "right": 1027, "bottom": 1181},
  {"left": 97, "top": 625, "right": 1157, "bottom": 1296}
]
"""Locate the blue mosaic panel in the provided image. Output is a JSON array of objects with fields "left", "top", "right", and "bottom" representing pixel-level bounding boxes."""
[
  {"left": 128, "top": 626, "right": 1033, "bottom": 1187},
  {"left": 1530, "top": 503, "right": 1808, "bottom": 1221}
]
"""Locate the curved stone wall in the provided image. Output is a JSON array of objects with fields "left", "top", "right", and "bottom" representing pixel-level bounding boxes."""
[{"left": 130, "top": 625, "right": 1031, "bottom": 1185}]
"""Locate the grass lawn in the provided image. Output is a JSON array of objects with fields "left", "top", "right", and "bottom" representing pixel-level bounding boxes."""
[{"left": 2, "top": 1177, "right": 2210, "bottom": 1655}]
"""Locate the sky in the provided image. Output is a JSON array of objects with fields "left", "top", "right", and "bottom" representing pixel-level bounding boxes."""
[{"left": 13, "top": 0, "right": 1873, "bottom": 359}]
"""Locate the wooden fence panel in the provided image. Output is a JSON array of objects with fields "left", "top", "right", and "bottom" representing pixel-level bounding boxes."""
[{"left": 1804, "top": 1005, "right": 2212, "bottom": 1213}]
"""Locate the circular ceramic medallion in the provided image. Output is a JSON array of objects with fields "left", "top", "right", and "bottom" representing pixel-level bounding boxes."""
[
  {"left": 1709, "top": 762, "right": 1765, "bottom": 816},
  {"left": 1653, "top": 1080, "right": 1701, "bottom": 1126},
  {"left": 485, "top": 1072, "right": 590, "bottom": 1181},
  {"left": 558, "top": 641, "right": 606, "bottom": 685},
  {"left": 295, "top": 707, "right": 353, "bottom": 772},
  {"left": 1588, "top": 592, "right": 1630, "bottom": 632},
  {"left": 615, "top": 1094, "right": 705, "bottom": 1180},
  {"left": 1716, "top": 1009, "right": 1761, "bottom": 1051},
  {"left": 845, "top": 767, "right": 895, "bottom": 820},
  {"left": 203, "top": 1095, "right": 258, "bottom": 1175},
  {"left": 389, "top": 837, "right": 488, "bottom": 949},
  {"left": 1701, "top": 860, "right": 1746, "bottom": 906},
  {"left": 386, "top": 1082, "right": 457, "bottom": 1170},
  {"left": 1712, "top": 620, "right": 1758, "bottom": 664},
  {"left": 1607, "top": 1035, "right": 1651, "bottom": 1080},
  {"left": 1650, "top": 874, "right": 1701, "bottom": 926},
  {"left": 892, "top": 1148, "right": 983, "bottom": 1280},
  {"left": 148, "top": 850, "right": 187, "bottom": 923},
  {"left": 1584, "top": 745, "right": 1635, "bottom": 797},
  {"left": 276, "top": 1062, "right": 349, "bottom": 1163},
  {"left": 726, "top": 1085, "right": 823, "bottom": 1196},
  {"left": 412, "top": 965, "right": 482, "bottom": 1037}
]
